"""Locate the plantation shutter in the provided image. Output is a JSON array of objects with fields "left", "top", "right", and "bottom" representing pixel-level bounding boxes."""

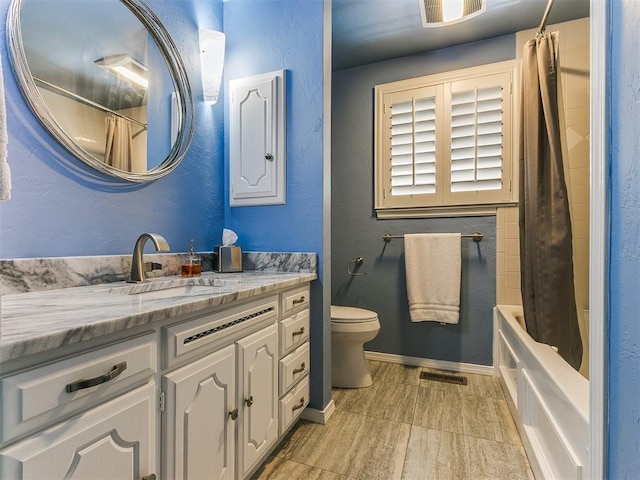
[
  {"left": 375, "top": 62, "right": 515, "bottom": 217},
  {"left": 384, "top": 85, "right": 442, "bottom": 207},
  {"left": 446, "top": 72, "right": 512, "bottom": 204}
]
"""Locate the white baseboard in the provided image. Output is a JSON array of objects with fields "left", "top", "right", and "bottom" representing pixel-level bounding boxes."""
[
  {"left": 300, "top": 399, "right": 336, "bottom": 425},
  {"left": 365, "top": 351, "right": 495, "bottom": 377}
]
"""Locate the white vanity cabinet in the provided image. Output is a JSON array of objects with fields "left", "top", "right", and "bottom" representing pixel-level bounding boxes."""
[
  {"left": 163, "top": 344, "right": 236, "bottom": 480},
  {"left": 162, "top": 294, "right": 283, "bottom": 479},
  {"left": 0, "top": 383, "right": 157, "bottom": 480},
  {"left": 0, "top": 333, "right": 158, "bottom": 480},
  {"left": 277, "top": 285, "right": 311, "bottom": 435},
  {"left": 0, "top": 279, "right": 313, "bottom": 480},
  {"left": 237, "top": 323, "right": 279, "bottom": 477}
]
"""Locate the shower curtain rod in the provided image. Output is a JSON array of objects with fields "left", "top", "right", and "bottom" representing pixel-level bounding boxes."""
[
  {"left": 34, "top": 76, "right": 148, "bottom": 130},
  {"left": 382, "top": 232, "right": 484, "bottom": 243},
  {"left": 536, "top": 0, "right": 555, "bottom": 37}
]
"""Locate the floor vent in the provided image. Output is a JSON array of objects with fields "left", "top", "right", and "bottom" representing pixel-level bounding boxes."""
[{"left": 420, "top": 371, "right": 468, "bottom": 385}]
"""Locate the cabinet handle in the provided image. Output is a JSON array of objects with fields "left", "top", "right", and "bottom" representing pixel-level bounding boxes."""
[
  {"left": 265, "top": 153, "right": 274, "bottom": 161},
  {"left": 141, "top": 474, "right": 156, "bottom": 480},
  {"left": 228, "top": 408, "right": 238, "bottom": 420},
  {"left": 245, "top": 395, "right": 254, "bottom": 407},
  {"left": 292, "top": 327, "right": 305, "bottom": 337},
  {"left": 292, "top": 397, "right": 305, "bottom": 411},
  {"left": 292, "top": 296, "right": 306, "bottom": 305},
  {"left": 293, "top": 362, "right": 306, "bottom": 375},
  {"left": 65, "top": 361, "right": 128, "bottom": 393}
]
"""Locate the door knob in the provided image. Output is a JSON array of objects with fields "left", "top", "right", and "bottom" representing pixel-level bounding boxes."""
[
  {"left": 245, "top": 395, "right": 254, "bottom": 407},
  {"left": 265, "top": 153, "right": 273, "bottom": 161},
  {"left": 228, "top": 408, "right": 238, "bottom": 420}
]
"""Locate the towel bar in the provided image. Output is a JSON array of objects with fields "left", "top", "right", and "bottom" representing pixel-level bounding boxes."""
[{"left": 382, "top": 232, "right": 483, "bottom": 243}]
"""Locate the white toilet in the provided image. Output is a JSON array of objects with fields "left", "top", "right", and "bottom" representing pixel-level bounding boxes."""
[{"left": 331, "top": 305, "right": 381, "bottom": 388}]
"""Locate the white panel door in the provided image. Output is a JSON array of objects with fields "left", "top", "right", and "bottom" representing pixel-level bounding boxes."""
[
  {"left": 237, "top": 323, "right": 279, "bottom": 477},
  {"left": 230, "top": 70, "right": 286, "bottom": 206},
  {"left": 163, "top": 344, "right": 236, "bottom": 480},
  {"left": 0, "top": 383, "right": 156, "bottom": 480}
]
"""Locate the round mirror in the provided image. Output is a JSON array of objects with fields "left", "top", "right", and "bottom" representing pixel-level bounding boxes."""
[{"left": 7, "top": 0, "right": 194, "bottom": 183}]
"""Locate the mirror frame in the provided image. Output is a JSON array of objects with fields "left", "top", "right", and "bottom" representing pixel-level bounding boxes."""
[{"left": 6, "top": 0, "right": 195, "bottom": 183}]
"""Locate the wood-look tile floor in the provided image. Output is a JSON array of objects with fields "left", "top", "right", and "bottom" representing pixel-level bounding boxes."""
[{"left": 252, "top": 360, "right": 534, "bottom": 480}]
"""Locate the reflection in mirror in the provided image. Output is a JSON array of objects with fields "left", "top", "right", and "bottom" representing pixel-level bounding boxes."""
[{"left": 7, "top": 0, "right": 194, "bottom": 183}]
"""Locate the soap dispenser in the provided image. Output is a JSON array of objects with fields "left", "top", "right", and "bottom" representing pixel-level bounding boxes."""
[{"left": 181, "top": 239, "right": 202, "bottom": 277}]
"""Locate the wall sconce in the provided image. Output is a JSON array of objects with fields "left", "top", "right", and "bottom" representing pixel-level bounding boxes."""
[
  {"left": 94, "top": 54, "right": 148, "bottom": 89},
  {"left": 199, "top": 29, "right": 225, "bottom": 104}
]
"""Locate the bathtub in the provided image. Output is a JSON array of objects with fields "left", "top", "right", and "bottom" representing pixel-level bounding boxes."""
[{"left": 494, "top": 305, "right": 589, "bottom": 480}]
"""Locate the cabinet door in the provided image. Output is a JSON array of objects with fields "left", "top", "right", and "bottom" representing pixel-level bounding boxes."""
[
  {"left": 237, "top": 323, "right": 279, "bottom": 476},
  {"left": 229, "top": 70, "right": 286, "bottom": 206},
  {"left": 0, "top": 383, "right": 156, "bottom": 480},
  {"left": 163, "top": 344, "right": 236, "bottom": 480}
]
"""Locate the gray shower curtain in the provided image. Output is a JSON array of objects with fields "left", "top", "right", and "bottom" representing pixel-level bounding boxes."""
[{"left": 519, "top": 33, "right": 583, "bottom": 370}]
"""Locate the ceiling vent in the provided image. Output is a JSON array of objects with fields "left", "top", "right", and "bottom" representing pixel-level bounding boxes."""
[{"left": 419, "top": 0, "right": 485, "bottom": 27}]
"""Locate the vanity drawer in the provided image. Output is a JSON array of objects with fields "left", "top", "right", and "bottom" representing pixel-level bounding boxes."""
[
  {"left": 279, "top": 376, "right": 309, "bottom": 435},
  {"left": 279, "top": 309, "right": 309, "bottom": 357},
  {"left": 164, "top": 296, "right": 278, "bottom": 368},
  {"left": 0, "top": 333, "right": 156, "bottom": 443},
  {"left": 279, "top": 342, "right": 310, "bottom": 396},
  {"left": 280, "top": 285, "right": 309, "bottom": 318}
]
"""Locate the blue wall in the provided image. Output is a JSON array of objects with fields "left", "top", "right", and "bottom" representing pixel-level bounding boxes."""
[
  {"left": 0, "top": 0, "right": 225, "bottom": 258},
  {"left": 223, "top": 0, "right": 329, "bottom": 410},
  {"left": 609, "top": 0, "right": 640, "bottom": 477},
  {"left": 331, "top": 35, "right": 513, "bottom": 366}
]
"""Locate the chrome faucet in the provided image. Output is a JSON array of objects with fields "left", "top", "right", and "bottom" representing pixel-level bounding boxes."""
[{"left": 128, "top": 233, "right": 170, "bottom": 283}]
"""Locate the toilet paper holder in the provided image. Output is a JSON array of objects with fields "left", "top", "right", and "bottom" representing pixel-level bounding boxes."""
[{"left": 347, "top": 257, "right": 366, "bottom": 276}]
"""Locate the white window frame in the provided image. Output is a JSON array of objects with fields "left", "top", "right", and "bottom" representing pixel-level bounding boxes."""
[{"left": 374, "top": 60, "right": 520, "bottom": 218}]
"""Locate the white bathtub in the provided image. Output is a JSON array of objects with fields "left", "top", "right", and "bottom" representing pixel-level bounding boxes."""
[{"left": 494, "top": 305, "right": 589, "bottom": 480}]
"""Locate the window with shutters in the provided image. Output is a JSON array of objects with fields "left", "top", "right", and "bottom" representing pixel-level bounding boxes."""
[{"left": 374, "top": 60, "right": 519, "bottom": 218}]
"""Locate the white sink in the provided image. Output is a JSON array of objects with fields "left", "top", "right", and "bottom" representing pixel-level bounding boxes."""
[
  {"left": 118, "top": 284, "right": 228, "bottom": 300},
  {"left": 108, "top": 277, "right": 242, "bottom": 297}
]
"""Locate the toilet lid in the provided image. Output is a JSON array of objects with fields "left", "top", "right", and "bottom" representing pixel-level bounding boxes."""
[{"left": 331, "top": 305, "right": 378, "bottom": 323}]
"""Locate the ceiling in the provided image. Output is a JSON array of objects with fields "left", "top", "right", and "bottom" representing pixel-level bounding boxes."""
[{"left": 332, "top": 0, "right": 590, "bottom": 71}]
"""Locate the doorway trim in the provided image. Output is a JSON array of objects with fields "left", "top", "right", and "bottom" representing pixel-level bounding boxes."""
[{"left": 589, "top": 0, "right": 609, "bottom": 477}]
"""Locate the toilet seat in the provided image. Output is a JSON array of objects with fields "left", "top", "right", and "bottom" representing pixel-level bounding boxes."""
[{"left": 331, "top": 305, "right": 378, "bottom": 323}]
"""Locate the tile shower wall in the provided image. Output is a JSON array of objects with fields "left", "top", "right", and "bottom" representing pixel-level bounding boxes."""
[{"left": 497, "top": 17, "right": 590, "bottom": 377}]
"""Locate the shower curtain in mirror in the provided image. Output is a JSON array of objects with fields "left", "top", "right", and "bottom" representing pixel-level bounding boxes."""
[
  {"left": 519, "top": 32, "right": 582, "bottom": 370},
  {"left": 104, "top": 114, "right": 133, "bottom": 171}
]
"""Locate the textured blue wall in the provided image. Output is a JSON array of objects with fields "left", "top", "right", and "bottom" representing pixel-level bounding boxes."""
[
  {"left": 222, "top": 1, "right": 324, "bottom": 254},
  {"left": 0, "top": 0, "right": 225, "bottom": 258},
  {"left": 331, "top": 35, "right": 513, "bottom": 365},
  {"left": 609, "top": 0, "right": 640, "bottom": 477},
  {"left": 223, "top": 0, "right": 329, "bottom": 410}
]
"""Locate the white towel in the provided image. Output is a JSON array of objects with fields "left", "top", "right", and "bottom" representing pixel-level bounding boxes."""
[
  {"left": 0, "top": 46, "right": 10, "bottom": 201},
  {"left": 404, "top": 233, "right": 461, "bottom": 324}
]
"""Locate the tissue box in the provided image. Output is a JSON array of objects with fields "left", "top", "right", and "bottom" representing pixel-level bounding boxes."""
[{"left": 214, "top": 246, "right": 243, "bottom": 272}]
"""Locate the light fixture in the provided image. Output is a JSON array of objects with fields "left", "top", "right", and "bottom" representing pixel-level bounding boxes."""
[
  {"left": 94, "top": 54, "right": 148, "bottom": 89},
  {"left": 419, "top": 0, "right": 485, "bottom": 27},
  {"left": 442, "top": 0, "right": 464, "bottom": 22},
  {"left": 199, "top": 29, "right": 225, "bottom": 104}
]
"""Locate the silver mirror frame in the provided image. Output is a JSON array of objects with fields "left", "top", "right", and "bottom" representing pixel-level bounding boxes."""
[{"left": 6, "top": 0, "right": 195, "bottom": 183}]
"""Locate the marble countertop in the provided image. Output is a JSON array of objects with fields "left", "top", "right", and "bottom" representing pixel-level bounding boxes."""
[{"left": 0, "top": 271, "right": 316, "bottom": 364}]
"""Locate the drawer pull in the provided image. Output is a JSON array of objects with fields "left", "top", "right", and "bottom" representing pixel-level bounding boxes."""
[
  {"left": 292, "top": 397, "right": 305, "bottom": 411},
  {"left": 245, "top": 395, "right": 254, "bottom": 407},
  {"left": 292, "top": 296, "right": 306, "bottom": 305},
  {"left": 65, "top": 361, "right": 128, "bottom": 393},
  {"left": 142, "top": 475, "right": 156, "bottom": 480},
  {"left": 293, "top": 362, "right": 306, "bottom": 375},
  {"left": 229, "top": 408, "right": 239, "bottom": 420},
  {"left": 292, "top": 327, "right": 305, "bottom": 337}
]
